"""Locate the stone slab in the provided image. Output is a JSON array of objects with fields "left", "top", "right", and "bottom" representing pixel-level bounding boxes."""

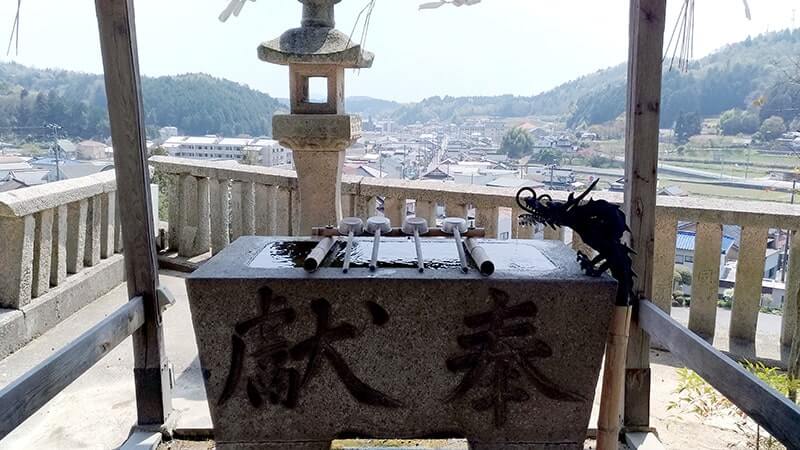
[{"left": 187, "top": 237, "right": 616, "bottom": 450}]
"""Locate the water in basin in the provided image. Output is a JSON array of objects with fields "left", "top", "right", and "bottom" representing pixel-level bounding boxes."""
[
  {"left": 248, "top": 241, "right": 320, "bottom": 268},
  {"left": 247, "top": 238, "right": 557, "bottom": 273}
]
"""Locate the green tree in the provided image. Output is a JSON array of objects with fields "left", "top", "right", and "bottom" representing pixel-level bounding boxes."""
[
  {"left": 33, "top": 92, "right": 49, "bottom": 125},
  {"left": 674, "top": 264, "right": 692, "bottom": 286},
  {"left": 739, "top": 111, "right": 760, "bottom": 134},
  {"left": 719, "top": 109, "right": 742, "bottom": 135},
  {"left": 674, "top": 111, "right": 702, "bottom": 144},
  {"left": 759, "top": 115, "right": 787, "bottom": 141},
  {"left": 536, "top": 148, "right": 563, "bottom": 165},
  {"left": 500, "top": 127, "right": 534, "bottom": 159}
]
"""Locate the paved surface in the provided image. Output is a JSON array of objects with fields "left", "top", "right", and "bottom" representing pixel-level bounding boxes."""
[
  {"left": 0, "top": 271, "right": 210, "bottom": 450},
  {"left": 0, "top": 274, "right": 779, "bottom": 450}
]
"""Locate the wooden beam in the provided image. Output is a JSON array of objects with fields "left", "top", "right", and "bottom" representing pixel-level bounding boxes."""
[
  {"left": 95, "top": 0, "right": 172, "bottom": 425},
  {"left": 639, "top": 300, "right": 800, "bottom": 449},
  {"left": 623, "top": 0, "right": 667, "bottom": 431},
  {"left": 0, "top": 297, "right": 145, "bottom": 439}
]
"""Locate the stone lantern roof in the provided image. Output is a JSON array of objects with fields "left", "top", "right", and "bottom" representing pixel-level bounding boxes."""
[{"left": 258, "top": 0, "right": 374, "bottom": 68}]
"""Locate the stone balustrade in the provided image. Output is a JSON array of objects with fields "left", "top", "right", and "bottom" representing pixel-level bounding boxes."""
[
  {"left": 149, "top": 156, "right": 800, "bottom": 357},
  {"left": 0, "top": 171, "right": 123, "bottom": 310}
]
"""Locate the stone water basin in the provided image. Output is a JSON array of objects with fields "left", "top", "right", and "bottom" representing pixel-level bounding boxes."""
[{"left": 186, "top": 236, "right": 616, "bottom": 450}]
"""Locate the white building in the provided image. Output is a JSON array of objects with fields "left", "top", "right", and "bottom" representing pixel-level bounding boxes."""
[{"left": 162, "top": 136, "right": 292, "bottom": 168}]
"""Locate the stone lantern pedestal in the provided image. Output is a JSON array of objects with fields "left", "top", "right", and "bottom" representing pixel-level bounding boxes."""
[
  {"left": 260, "top": 0, "right": 373, "bottom": 234},
  {"left": 272, "top": 114, "right": 360, "bottom": 234}
]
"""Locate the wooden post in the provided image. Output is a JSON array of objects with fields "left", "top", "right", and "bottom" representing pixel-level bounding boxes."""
[
  {"left": 602, "top": 0, "right": 666, "bottom": 447},
  {"left": 95, "top": 0, "right": 171, "bottom": 426}
]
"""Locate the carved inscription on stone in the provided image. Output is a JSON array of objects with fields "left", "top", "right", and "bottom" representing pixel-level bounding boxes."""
[
  {"left": 445, "top": 288, "right": 583, "bottom": 427},
  {"left": 218, "top": 287, "right": 403, "bottom": 409}
]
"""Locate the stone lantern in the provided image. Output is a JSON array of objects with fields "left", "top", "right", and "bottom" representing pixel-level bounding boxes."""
[{"left": 261, "top": 0, "right": 373, "bottom": 234}]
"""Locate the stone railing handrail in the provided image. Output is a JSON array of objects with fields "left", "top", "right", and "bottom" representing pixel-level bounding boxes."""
[
  {"left": 0, "top": 171, "right": 116, "bottom": 218},
  {"left": 149, "top": 156, "right": 297, "bottom": 189},
  {"left": 149, "top": 156, "right": 800, "bottom": 356},
  {"left": 148, "top": 156, "right": 800, "bottom": 227}
]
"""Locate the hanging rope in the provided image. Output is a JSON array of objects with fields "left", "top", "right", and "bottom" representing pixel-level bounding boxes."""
[
  {"left": 346, "top": 0, "right": 377, "bottom": 69},
  {"left": 6, "top": 0, "right": 21, "bottom": 56},
  {"left": 664, "top": 0, "right": 751, "bottom": 72}
]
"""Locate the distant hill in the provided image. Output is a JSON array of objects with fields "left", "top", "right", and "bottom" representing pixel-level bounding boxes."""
[
  {"left": 389, "top": 29, "right": 800, "bottom": 128},
  {"left": 345, "top": 96, "right": 403, "bottom": 117},
  {"left": 0, "top": 63, "right": 285, "bottom": 140},
  {"left": 274, "top": 95, "right": 402, "bottom": 118}
]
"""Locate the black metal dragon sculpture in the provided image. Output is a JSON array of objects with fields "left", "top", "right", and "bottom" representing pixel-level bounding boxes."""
[{"left": 516, "top": 179, "right": 636, "bottom": 306}]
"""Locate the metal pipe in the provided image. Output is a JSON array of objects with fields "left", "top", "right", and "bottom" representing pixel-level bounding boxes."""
[
  {"left": 304, "top": 237, "right": 334, "bottom": 272},
  {"left": 343, "top": 230, "right": 354, "bottom": 273},
  {"left": 453, "top": 227, "right": 468, "bottom": 273},
  {"left": 370, "top": 229, "right": 380, "bottom": 271},
  {"left": 414, "top": 228, "right": 424, "bottom": 272}
]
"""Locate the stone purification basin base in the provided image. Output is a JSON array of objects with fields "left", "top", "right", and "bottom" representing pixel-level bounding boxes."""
[{"left": 186, "top": 236, "right": 616, "bottom": 450}]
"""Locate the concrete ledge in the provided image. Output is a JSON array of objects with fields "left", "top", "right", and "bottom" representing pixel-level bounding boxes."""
[
  {"left": 624, "top": 432, "right": 666, "bottom": 450},
  {"left": 0, "top": 254, "right": 125, "bottom": 360}
]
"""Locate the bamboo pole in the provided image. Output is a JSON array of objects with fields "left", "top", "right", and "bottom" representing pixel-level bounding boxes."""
[{"left": 597, "top": 306, "right": 633, "bottom": 448}]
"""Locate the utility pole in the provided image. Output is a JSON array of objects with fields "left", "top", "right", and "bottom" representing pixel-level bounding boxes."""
[{"left": 47, "top": 123, "right": 62, "bottom": 181}]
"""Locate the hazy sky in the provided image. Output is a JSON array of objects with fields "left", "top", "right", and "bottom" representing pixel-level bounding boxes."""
[{"left": 1, "top": 0, "right": 798, "bottom": 102}]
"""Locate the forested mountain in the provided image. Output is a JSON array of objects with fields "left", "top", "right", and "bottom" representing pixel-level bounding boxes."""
[
  {"left": 389, "top": 29, "right": 800, "bottom": 128},
  {"left": 569, "top": 29, "right": 800, "bottom": 128},
  {"left": 0, "top": 63, "right": 284, "bottom": 140}
]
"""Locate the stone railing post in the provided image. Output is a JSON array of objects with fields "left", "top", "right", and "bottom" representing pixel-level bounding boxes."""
[
  {"left": 730, "top": 226, "right": 768, "bottom": 343},
  {"left": 66, "top": 199, "right": 88, "bottom": 274},
  {"left": 383, "top": 197, "right": 406, "bottom": 224},
  {"left": 782, "top": 230, "right": 800, "bottom": 348},
  {"left": 209, "top": 178, "right": 231, "bottom": 255},
  {"left": 255, "top": 184, "right": 278, "bottom": 236},
  {"left": 273, "top": 187, "right": 292, "bottom": 236},
  {"left": 475, "top": 205, "right": 499, "bottom": 238},
  {"left": 0, "top": 215, "right": 34, "bottom": 308},
  {"left": 355, "top": 195, "right": 377, "bottom": 221},
  {"left": 51, "top": 204, "right": 68, "bottom": 287},
  {"left": 511, "top": 206, "right": 534, "bottom": 239},
  {"left": 167, "top": 174, "right": 182, "bottom": 251},
  {"left": 100, "top": 191, "right": 116, "bottom": 259},
  {"left": 543, "top": 225, "right": 564, "bottom": 242},
  {"left": 689, "top": 222, "right": 723, "bottom": 341},
  {"left": 31, "top": 209, "right": 54, "bottom": 298},
  {"left": 652, "top": 211, "right": 678, "bottom": 312},
  {"left": 415, "top": 200, "right": 438, "bottom": 226},
  {"left": 84, "top": 195, "right": 102, "bottom": 267}
]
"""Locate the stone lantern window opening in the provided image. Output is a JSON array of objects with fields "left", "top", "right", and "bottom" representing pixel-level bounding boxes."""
[{"left": 289, "top": 64, "right": 345, "bottom": 115}]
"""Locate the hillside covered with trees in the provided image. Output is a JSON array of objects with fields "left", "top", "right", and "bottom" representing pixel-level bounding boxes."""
[
  {"left": 390, "top": 30, "right": 800, "bottom": 129},
  {"left": 0, "top": 62, "right": 284, "bottom": 140}
]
